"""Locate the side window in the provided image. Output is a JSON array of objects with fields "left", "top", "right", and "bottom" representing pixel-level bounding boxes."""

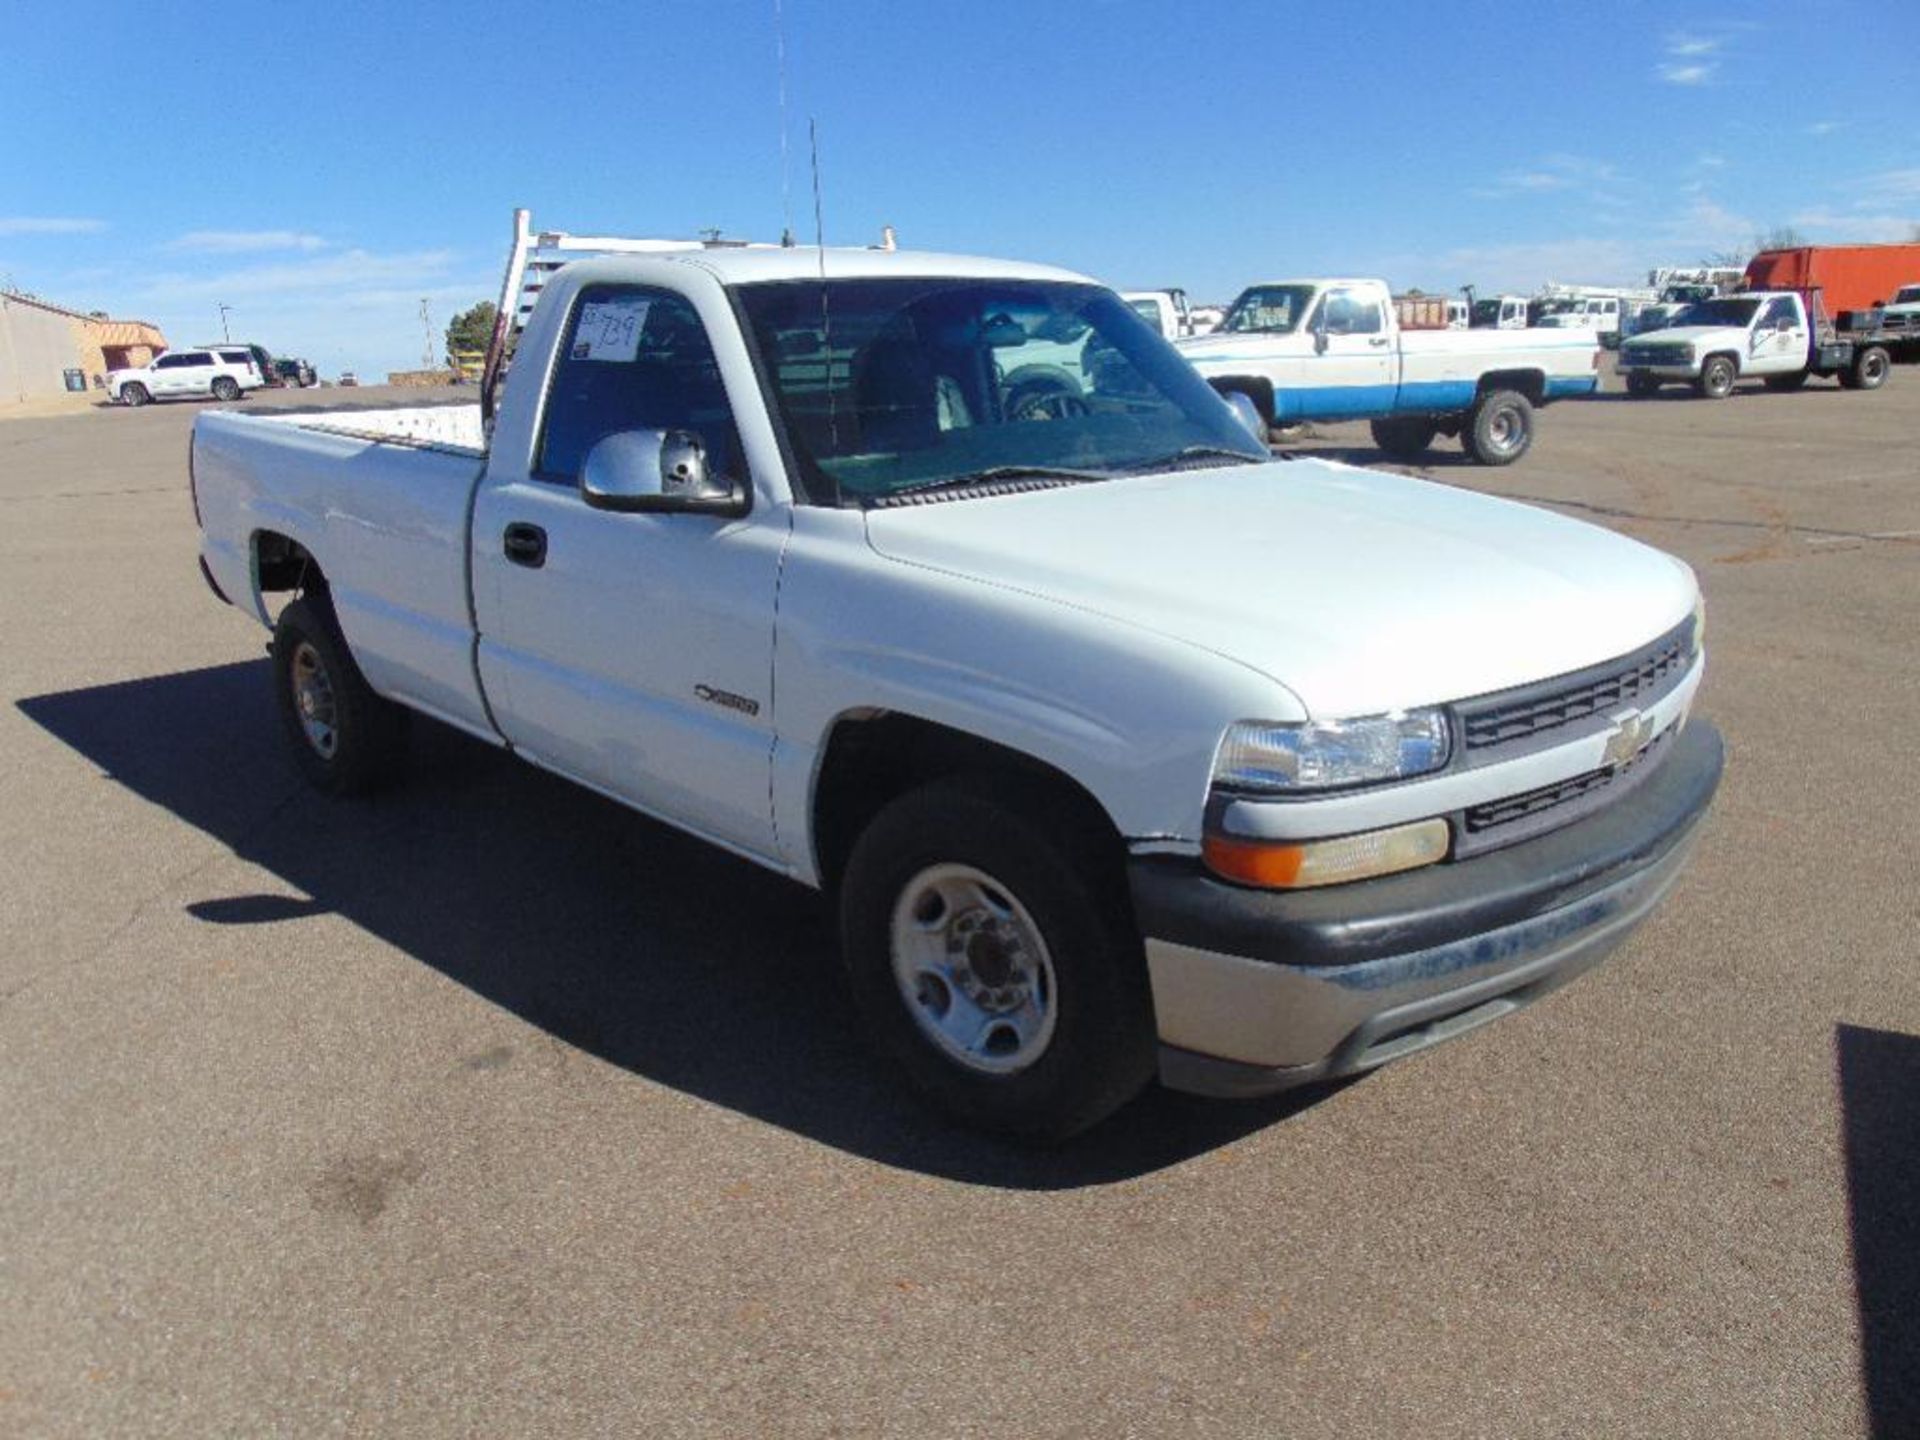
[
  {"left": 179, "top": 351, "right": 214, "bottom": 367},
  {"left": 1761, "top": 297, "right": 1798, "bottom": 327},
  {"left": 1322, "top": 287, "right": 1383, "bottom": 335},
  {"left": 153, "top": 355, "right": 185, "bottom": 370},
  {"left": 219, "top": 349, "right": 252, "bottom": 365},
  {"left": 537, "top": 286, "right": 744, "bottom": 485}
]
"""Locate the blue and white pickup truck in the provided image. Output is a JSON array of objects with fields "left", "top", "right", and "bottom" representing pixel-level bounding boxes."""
[
  {"left": 1177, "top": 278, "right": 1601, "bottom": 465},
  {"left": 191, "top": 242, "right": 1718, "bottom": 1141}
]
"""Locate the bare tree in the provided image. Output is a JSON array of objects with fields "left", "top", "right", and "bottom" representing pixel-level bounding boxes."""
[{"left": 1752, "top": 225, "right": 1806, "bottom": 253}]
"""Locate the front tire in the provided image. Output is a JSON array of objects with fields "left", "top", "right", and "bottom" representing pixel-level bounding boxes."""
[
  {"left": 838, "top": 776, "right": 1156, "bottom": 1142},
  {"left": 1370, "top": 415, "right": 1439, "bottom": 460},
  {"left": 1462, "top": 389, "right": 1533, "bottom": 466},
  {"left": 1696, "top": 355, "right": 1737, "bottom": 399},
  {"left": 121, "top": 383, "right": 151, "bottom": 407},
  {"left": 272, "top": 597, "right": 410, "bottom": 796},
  {"left": 1625, "top": 374, "right": 1661, "bottom": 398}
]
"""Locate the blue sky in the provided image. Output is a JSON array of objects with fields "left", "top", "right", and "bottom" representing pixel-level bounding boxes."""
[{"left": 4, "top": 0, "right": 1915, "bottom": 379}]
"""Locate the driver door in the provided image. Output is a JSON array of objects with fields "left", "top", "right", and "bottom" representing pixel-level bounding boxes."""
[
  {"left": 1749, "top": 296, "right": 1807, "bottom": 375},
  {"left": 470, "top": 284, "right": 786, "bottom": 860},
  {"left": 1294, "top": 286, "right": 1396, "bottom": 420}
]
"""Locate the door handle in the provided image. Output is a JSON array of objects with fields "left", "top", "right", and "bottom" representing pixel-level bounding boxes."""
[
  {"left": 1368, "top": 336, "right": 1390, "bottom": 347},
  {"left": 503, "top": 522, "right": 547, "bottom": 569}
]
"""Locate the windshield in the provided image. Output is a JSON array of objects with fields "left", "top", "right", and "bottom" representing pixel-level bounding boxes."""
[
  {"left": 1675, "top": 298, "right": 1761, "bottom": 327},
  {"left": 1218, "top": 285, "right": 1317, "bottom": 334},
  {"left": 735, "top": 279, "right": 1267, "bottom": 506},
  {"left": 1127, "top": 298, "right": 1162, "bottom": 324},
  {"left": 1894, "top": 286, "right": 1920, "bottom": 305}
]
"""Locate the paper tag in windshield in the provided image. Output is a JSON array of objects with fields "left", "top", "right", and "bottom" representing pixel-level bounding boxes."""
[{"left": 571, "top": 298, "right": 652, "bottom": 362}]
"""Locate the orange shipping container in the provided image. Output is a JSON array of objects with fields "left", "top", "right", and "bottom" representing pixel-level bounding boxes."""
[{"left": 1743, "top": 244, "right": 1920, "bottom": 316}]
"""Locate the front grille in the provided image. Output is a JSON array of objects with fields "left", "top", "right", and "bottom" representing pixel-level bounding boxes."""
[
  {"left": 1464, "top": 767, "right": 1613, "bottom": 832},
  {"left": 1454, "top": 726, "right": 1675, "bottom": 856},
  {"left": 1625, "top": 344, "right": 1689, "bottom": 365},
  {"left": 1457, "top": 618, "right": 1694, "bottom": 752}
]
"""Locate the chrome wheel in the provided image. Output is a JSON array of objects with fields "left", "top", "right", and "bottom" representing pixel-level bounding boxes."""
[
  {"left": 289, "top": 640, "right": 338, "bottom": 759},
  {"left": 889, "top": 863, "right": 1058, "bottom": 1076},
  {"left": 1485, "top": 406, "right": 1520, "bottom": 451}
]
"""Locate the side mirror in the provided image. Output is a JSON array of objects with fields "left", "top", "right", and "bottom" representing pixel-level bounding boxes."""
[
  {"left": 1222, "top": 390, "right": 1267, "bottom": 443},
  {"left": 1311, "top": 315, "right": 1329, "bottom": 355},
  {"left": 580, "top": 430, "right": 746, "bottom": 516}
]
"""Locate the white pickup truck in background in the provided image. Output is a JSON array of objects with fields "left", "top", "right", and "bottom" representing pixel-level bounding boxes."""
[
  {"left": 1174, "top": 278, "right": 1601, "bottom": 465},
  {"left": 191, "top": 237, "right": 1721, "bottom": 1140},
  {"left": 1616, "top": 291, "right": 1894, "bottom": 397}
]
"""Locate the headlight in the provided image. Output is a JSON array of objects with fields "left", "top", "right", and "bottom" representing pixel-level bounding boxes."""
[{"left": 1213, "top": 710, "right": 1451, "bottom": 793}]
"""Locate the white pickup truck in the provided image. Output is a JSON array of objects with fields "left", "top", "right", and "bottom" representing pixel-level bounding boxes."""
[
  {"left": 1616, "top": 291, "right": 1893, "bottom": 397},
  {"left": 1175, "top": 279, "right": 1601, "bottom": 465},
  {"left": 192, "top": 243, "right": 1721, "bottom": 1141}
]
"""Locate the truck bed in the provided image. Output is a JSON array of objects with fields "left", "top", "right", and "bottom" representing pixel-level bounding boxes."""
[
  {"left": 192, "top": 402, "right": 495, "bottom": 740},
  {"left": 235, "top": 401, "right": 487, "bottom": 456}
]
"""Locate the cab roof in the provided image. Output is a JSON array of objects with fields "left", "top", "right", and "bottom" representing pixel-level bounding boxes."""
[{"left": 565, "top": 245, "right": 1096, "bottom": 288}]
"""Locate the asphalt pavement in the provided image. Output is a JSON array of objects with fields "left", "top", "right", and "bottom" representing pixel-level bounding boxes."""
[{"left": 2, "top": 376, "right": 1915, "bottom": 1437}]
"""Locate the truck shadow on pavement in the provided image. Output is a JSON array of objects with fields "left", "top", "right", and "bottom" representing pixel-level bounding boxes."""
[
  {"left": 1836, "top": 1023, "right": 1920, "bottom": 1437},
  {"left": 18, "top": 660, "right": 1331, "bottom": 1190}
]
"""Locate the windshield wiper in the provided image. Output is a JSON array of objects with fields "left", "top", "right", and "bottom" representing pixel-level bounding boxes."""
[
  {"left": 1121, "top": 445, "right": 1267, "bottom": 474},
  {"left": 880, "top": 465, "right": 1110, "bottom": 500}
]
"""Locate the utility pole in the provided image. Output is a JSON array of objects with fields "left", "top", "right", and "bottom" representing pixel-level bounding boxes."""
[
  {"left": 419, "top": 298, "right": 434, "bottom": 367},
  {"left": 218, "top": 304, "right": 232, "bottom": 342}
]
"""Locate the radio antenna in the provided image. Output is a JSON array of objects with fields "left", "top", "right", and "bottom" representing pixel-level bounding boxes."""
[
  {"left": 811, "top": 116, "right": 840, "bottom": 453},
  {"left": 774, "top": 0, "right": 795, "bottom": 247}
]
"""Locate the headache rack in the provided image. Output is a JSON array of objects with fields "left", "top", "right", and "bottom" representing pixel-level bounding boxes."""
[{"left": 478, "top": 208, "right": 768, "bottom": 429}]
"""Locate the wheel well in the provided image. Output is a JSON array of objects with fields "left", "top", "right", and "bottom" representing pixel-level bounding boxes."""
[
  {"left": 1474, "top": 370, "right": 1546, "bottom": 405},
  {"left": 811, "top": 712, "right": 1125, "bottom": 892},
  {"left": 1703, "top": 350, "right": 1741, "bottom": 375},
  {"left": 253, "top": 531, "right": 327, "bottom": 602},
  {"left": 1206, "top": 376, "right": 1275, "bottom": 424}
]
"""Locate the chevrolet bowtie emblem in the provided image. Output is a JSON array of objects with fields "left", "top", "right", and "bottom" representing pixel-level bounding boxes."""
[{"left": 1601, "top": 709, "right": 1656, "bottom": 769}]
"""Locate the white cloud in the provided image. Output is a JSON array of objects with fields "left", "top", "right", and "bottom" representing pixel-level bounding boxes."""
[
  {"left": 168, "top": 230, "right": 329, "bottom": 254},
  {"left": 1479, "top": 154, "right": 1620, "bottom": 199},
  {"left": 1438, "top": 238, "right": 1643, "bottom": 292},
  {"left": 1862, "top": 168, "right": 1920, "bottom": 201},
  {"left": 0, "top": 216, "right": 107, "bottom": 236},
  {"left": 1808, "top": 120, "right": 1842, "bottom": 137},
  {"left": 1666, "top": 34, "right": 1721, "bottom": 57},
  {"left": 1658, "top": 63, "right": 1714, "bottom": 85},
  {"left": 1656, "top": 31, "right": 1723, "bottom": 85},
  {"left": 1791, "top": 209, "right": 1919, "bottom": 243},
  {"left": 136, "top": 247, "right": 459, "bottom": 304}
]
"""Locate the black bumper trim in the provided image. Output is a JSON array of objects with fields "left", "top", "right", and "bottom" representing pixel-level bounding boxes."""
[{"left": 1130, "top": 719, "right": 1723, "bottom": 970}]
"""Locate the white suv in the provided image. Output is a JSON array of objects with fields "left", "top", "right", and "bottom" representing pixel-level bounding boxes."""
[{"left": 108, "top": 347, "right": 265, "bottom": 406}]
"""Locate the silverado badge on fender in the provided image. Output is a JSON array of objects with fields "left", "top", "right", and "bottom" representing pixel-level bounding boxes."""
[{"left": 694, "top": 684, "right": 760, "bottom": 717}]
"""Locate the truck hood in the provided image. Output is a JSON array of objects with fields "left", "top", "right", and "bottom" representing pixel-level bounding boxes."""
[
  {"left": 1623, "top": 325, "right": 1745, "bottom": 350},
  {"left": 863, "top": 459, "right": 1694, "bottom": 718}
]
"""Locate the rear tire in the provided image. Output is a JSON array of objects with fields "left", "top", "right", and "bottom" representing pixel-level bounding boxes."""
[
  {"left": 1462, "top": 389, "right": 1533, "bottom": 466},
  {"left": 1695, "top": 355, "right": 1737, "bottom": 399},
  {"left": 271, "top": 597, "right": 410, "bottom": 796},
  {"left": 1763, "top": 372, "right": 1809, "bottom": 393},
  {"left": 211, "top": 377, "right": 240, "bottom": 401},
  {"left": 1842, "top": 346, "right": 1890, "bottom": 391},
  {"left": 838, "top": 775, "right": 1156, "bottom": 1143},
  {"left": 121, "top": 383, "right": 151, "bottom": 407},
  {"left": 1625, "top": 374, "right": 1661, "bottom": 398},
  {"left": 1370, "top": 415, "right": 1439, "bottom": 460}
]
